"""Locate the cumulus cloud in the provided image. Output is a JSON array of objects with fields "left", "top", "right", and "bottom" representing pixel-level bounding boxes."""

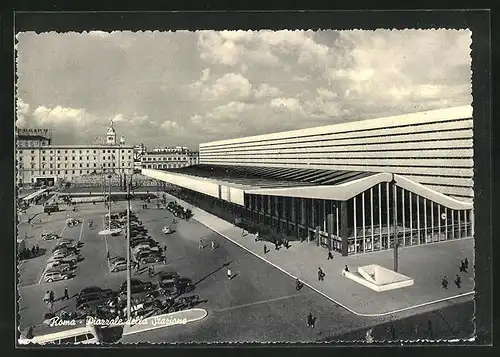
[
  {"left": 190, "top": 72, "right": 252, "bottom": 102},
  {"left": 16, "top": 30, "right": 472, "bottom": 148},
  {"left": 160, "top": 120, "right": 180, "bottom": 131},
  {"left": 254, "top": 83, "right": 281, "bottom": 99},
  {"left": 16, "top": 98, "right": 30, "bottom": 128}
]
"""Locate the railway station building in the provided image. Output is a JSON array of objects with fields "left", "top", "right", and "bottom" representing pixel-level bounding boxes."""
[{"left": 142, "top": 106, "right": 474, "bottom": 256}]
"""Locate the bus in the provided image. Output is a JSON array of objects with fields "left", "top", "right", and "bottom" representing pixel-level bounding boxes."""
[{"left": 18, "top": 323, "right": 102, "bottom": 345}]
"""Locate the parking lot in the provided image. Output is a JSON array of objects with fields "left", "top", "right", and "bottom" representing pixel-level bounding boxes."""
[{"left": 18, "top": 198, "right": 474, "bottom": 343}]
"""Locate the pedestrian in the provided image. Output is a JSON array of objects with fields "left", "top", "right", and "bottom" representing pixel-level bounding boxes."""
[
  {"left": 31, "top": 246, "right": 36, "bottom": 257},
  {"left": 365, "top": 328, "right": 374, "bottom": 343},
  {"left": 459, "top": 260, "right": 467, "bottom": 273},
  {"left": 296, "top": 278, "right": 302, "bottom": 291},
  {"left": 318, "top": 267, "right": 325, "bottom": 281},
  {"left": 63, "top": 287, "right": 69, "bottom": 300},
  {"left": 163, "top": 255, "right": 167, "bottom": 265},
  {"left": 49, "top": 290, "right": 54, "bottom": 303},
  {"left": 24, "top": 232, "right": 28, "bottom": 239},
  {"left": 455, "top": 274, "right": 462, "bottom": 288},
  {"left": 264, "top": 244, "right": 268, "bottom": 254},
  {"left": 442, "top": 276, "right": 448, "bottom": 289},
  {"left": 43, "top": 291, "right": 50, "bottom": 304},
  {"left": 255, "top": 232, "right": 260, "bottom": 242},
  {"left": 241, "top": 228, "right": 246, "bottom": 237},
  {"left": 35, "top": 245, "right": 39, "bottom": 255},
  {"left": 199, "top": 239, "right": 204, "bottom": 249},
  {"left": 211, "top": 241, "right": 215, "bottom": 251},
  {"left": 48, "top": 301, "right": 54, "bottom": 314},
  {"left": 307, "top": 312, "right": 313, "bottom": 328},
  {"left": 227, "top": 268, "right": 232, "bottom": 280},
  {"left": 327, "top": 250, "right": 333, "bottom": 260},
  {"left": 389, "top": 324, "right": 396, "bottom": 340},
  {"left": 344, "top": 265, "right": 349, "bottom": 273},
  {"left": 464, "top": 257, "right": 469, "bottom": 269}
]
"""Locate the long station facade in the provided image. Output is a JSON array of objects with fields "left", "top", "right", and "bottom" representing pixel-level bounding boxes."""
[{"left": 142, "top": 106, "right": 474, "bottom": 256}]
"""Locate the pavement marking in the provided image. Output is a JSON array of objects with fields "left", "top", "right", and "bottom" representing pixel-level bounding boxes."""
[
  {"left": 192, "top": 213, "right": 475, "bottom": 318},
  {"left": 213, "top": 294, "right": 301, "bottom": 313},
  {"left": 78, "top": 218, "right": 85, "bottom": 242}
]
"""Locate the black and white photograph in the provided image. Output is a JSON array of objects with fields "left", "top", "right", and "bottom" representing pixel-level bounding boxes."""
[{"left": 14, "top": 22, "right": 483, "bottom": 345}]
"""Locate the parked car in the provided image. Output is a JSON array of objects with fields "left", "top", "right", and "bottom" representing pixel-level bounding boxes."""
[
  {"left": 158, "top": 271, "right": 179, "bottom": 286},
  {"left": 110, "top": 260, "right": 127, "bottom": 273},
  {"left": 162, "top": 226, "right": 176, "bottom": 234},
  {"left": 44, "top": 204, "right": 59, "bottom": 213},
  {"left": 46, "top": 261, "right": 75, "bottom": 272},
  {"left": 50, "top": 252, "right": 80, "bottom": 264},
  {"left": 52, "top": 245, "right": 79, "bottom": 254},
  {"left": 137, "top": 251, "right": 163, "bottom": 264},
  {"left": 41, "top": 233, "right": 60, "bottom": 241},
  {"left": 76, "top": 290, "right": 115, "bottom": 309},
  {"left": 120, "top": 279, "right": 155, "bottom": 294},
  {"left": 44, "top": 270, "right": 74, "bottom": 283},
  {"left": 130, "top": 239, "right": 156, "bottom": 248}
]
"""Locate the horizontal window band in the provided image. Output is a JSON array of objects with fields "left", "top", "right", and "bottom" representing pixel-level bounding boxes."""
[{"left": 203, "top": 118, "right": 472, "bottom": 149}]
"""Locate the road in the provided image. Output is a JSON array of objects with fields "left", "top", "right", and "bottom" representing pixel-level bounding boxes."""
[{"left": 17, "top": 201, "right": 475, "bottom": 343}]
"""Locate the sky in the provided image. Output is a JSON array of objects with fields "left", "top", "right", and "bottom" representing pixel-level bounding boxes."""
[{"left": 15, "top": 29, "right": 472, "bottom": 150}]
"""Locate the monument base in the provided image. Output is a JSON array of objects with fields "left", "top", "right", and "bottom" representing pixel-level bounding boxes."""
[{"left": 342, "top": 264, "right": 414, "bottom": 292}]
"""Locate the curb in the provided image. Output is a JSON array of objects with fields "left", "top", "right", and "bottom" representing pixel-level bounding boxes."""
[{"left": 172, "top": 197, "right": 474, "bottom": 318}]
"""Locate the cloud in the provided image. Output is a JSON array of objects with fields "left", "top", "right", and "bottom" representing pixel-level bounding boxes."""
[
  {"left": 16, "top": 30, "right": 472, "bottom": 148},
  {"left": 160, "top": 120, "right": 180, "bottom": 131},
  {"left": 190, "top": 72, "right": 252, "bottom": 102},
  {"left": 270, "top": 97, "right": 303, "bottom": 113},
  {"left": 254, "top": 83, "right": 281, "bottom": 99},
  {"left": 16, "top": 98, "right": 30, "bottom": 127}
]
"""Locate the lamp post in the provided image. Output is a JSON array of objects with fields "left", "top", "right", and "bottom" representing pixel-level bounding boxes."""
[
  {"left": 108, "top": 174, "right": 112, "bottom": 231},
  {"left": 126, "top": 177, "right": 131, "bottom": 320},
  {"left": 392, "top": 177, "right": 399, "bottom": 272}
]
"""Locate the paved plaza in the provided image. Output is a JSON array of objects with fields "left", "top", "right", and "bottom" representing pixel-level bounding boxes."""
[{"left": 17, "top": 199, "right": 475, "bottom": 343}]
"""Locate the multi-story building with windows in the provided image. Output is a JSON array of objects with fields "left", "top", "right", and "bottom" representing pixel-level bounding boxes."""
[
  {"left": 141, "top": 146, "right": 199, "bottom": 170},
  {"left": 16, "top": 128, "right": 52, "bottom": 148},
  {"left": 142, "top": 105, "right": 474, "bottom": 256},
  {"left": 16, "top": 121, "right": 134, "bottom": 186}
]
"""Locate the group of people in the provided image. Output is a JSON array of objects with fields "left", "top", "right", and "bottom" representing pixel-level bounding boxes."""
[
  {"left": 18, "top": 244, "right": 40, "bottom": 260},
  {"left": 42, "top": 288, "right": 70, "bottom": 312},
  {"left": 442, "top": 257, "right": 469, "bottom": 289}
]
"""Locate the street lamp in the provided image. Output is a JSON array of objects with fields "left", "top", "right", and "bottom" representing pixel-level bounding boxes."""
[
  {"left": 392, "top": 176, "right": 399, "bottom": 272},
  {"left": 126, "top": 175, "right": 142, "bottom": 320}
]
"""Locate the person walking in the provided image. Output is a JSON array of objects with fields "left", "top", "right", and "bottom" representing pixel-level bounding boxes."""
[
  {"left": 455, "top": 274, "right": 462, "bottom": 288},
  {"left": 211, "top": 241, "right": 216, "bottom": 251},
  {"left": 264, "top": 244, "right": 268, "bottom": 254},
  {"left": 307, "top": 312, "right": 313, "bottom": 328},
  {"left": 35, "top": 245, "right": 39, "bottom": 255},
  {"left": 43, "top": 291, "right": 50, "bottom": 304},
  {"left": 49, "top": 290, "right": 54, "bottom": 304},
  {"left": 199, "top": 239, "right": 204, "bottom": 249},
  {"left": 365, "top": 328, "right": 374, "bottom": 343},
  {"left": 327, "top": 250, "right": 333, "bottom": 260},
  {"left": 296, "top": 278, "right": 302, "bottom": 291},
  {"left": 318, "top": 267, "right": 325, "bottom": 282},
  {"left": 459, "top": 260, "right": 467, "bottom": 273},
  {"left": 63, "top": 287, "right": 69, "bottom": 300},
  {"left": 227, "top": 268, "right": 232, "bottom": 280},
  {"left": 464, "top": 257, "right": 469, "bottom": 270},
  {"left": 441, "top": 276, "right": 449, "bottom": 289},
  {"left": 344, "top": 265, "right": 349, "bottom": 273}
]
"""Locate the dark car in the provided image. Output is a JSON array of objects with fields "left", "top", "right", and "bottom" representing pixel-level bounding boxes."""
[
  {"left": 78, "top": 286, "right": 113, "bottom": 300},
  {"left": 120, "top": 279, "right": 155, "bottom": 294},
  {"left": 137, "top": 251, "right": 163, "bottom": 264},
  {"left": 131, "top": 239, "right": 156, "bottom": 248},
  {"left": 52, "top": 245, "right": 79, "bottom": 254},
  {"left": 158, "top": 271, "right": 179, "bottom": 284}
]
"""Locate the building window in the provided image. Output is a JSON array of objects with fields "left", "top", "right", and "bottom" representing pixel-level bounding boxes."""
[
  {"left": 93, "top": 163, "right": 96, "bottom": 167},
  {"left": 65, "top": 156, "right": 68, "bottom": 160},
  {"left": 49, "top": 157, "right": 53, "bottom": 161},
  {"left": 80, "top": 157, "right": 83, "bottom": 160},
  {"left": 42, "top": 171, "right": 45, "bottom": 175},
  {"left": 79, "top": 163, "right": 82, "bottom": 168},
  {"left": 57, "top": 164, "right": 60, "bottom": 168},
  {"left": 72, "top": 163, "right": 75, "bottom": 168},
  {"left": 30, "top": 150, "right": 35, "bottom": 154},
  {"left": 65, "top": 170, "right": 68, "bottom": 174},
  {"left": 49, "top": 164, "right": 53, "bottom": 168},
  {"left": 72, "top": 170, "right": 75, "bottom": 174},
  {"left": 86, "top": 163, "right": 89, "bottom": 167},
  {"left": 57, "top": 150, "right": 60, "bottom": 153},
  {"left": 79, "top": 150, "right": 82, "bottom": 154},
  {"left": 50, "top": 171, "right": 53, "bottom": 174},
  {"left": 42, "top": 150, "right": 46, "bottom": 154},
  {"left": 72, "top": 157, "right": 75, "bottom": 160},
  {"left": 93, "top": 150, "right": 97, "bottom": 154},
  {"left": 64, "top": 150, "right": 68, "bottom": 153},
  {"left": 42, "top": 157, "right": 46, "bottom": 161}
]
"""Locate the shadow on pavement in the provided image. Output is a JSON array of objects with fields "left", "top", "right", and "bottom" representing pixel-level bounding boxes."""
[
  {"left": 194, "top": 261, "right": 233, "bottom": 287},
  {"left": 100, "top": 326, "right": 124, "bottom": 344}
]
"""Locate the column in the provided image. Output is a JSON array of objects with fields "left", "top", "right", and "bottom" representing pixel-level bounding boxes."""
[
  {"left": 470, "top": 209, "right": 474, "bottom": 237},
  {"left": 291, "top": 197, "right": 297, "bottom": 233},
  {"left": 282, "top": 196, "right": 288, "bottom": 232},
  {"left": 299, "top": 198, "right": 306, "bottom": 238},
  {"left": 274, "top": 196, "right": 280, "bottom": 231},
  {"left": 327, "top": 202, "right": 334, "bottom": 251},
  {"left": 311, "top": 199, "right": 316, "bottom": 234},
  {"left": 341, "top": 201, "right": 349, "bottom": 256}
]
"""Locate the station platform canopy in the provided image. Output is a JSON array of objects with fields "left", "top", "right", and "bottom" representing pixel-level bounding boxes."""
[{"left": 144, "top": 164, "right": 472, "bottom": 210}]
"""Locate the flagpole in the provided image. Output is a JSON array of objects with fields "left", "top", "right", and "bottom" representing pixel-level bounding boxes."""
[{"left": 126, "top": 177, "right": 132, "bottom": 320}]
